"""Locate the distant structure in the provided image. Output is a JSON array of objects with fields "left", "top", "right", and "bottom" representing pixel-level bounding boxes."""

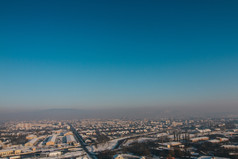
[
  {"left": 25, "top": 138, "right": 38, "bottom": 147},
  {"left": 16, "top": 123, "right": 32, "bottom": 130},
  {"left": 190, "top": 137, "right": 209, "bottom": 142},
  {"left": 65, "top": 135, "right": 77, "bottom": 145},
  {"left": 46, "top": 135, "right": 57, "bottom": 146},
  {"left": 26, "top": 134, "right": 37, "bottom": 140}
]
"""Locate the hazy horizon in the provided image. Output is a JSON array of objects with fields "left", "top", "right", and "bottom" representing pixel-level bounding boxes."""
[
  {"left": 1, "top": 104, "right": 238, "bottom": 121},
  {"left": 1, "top": 0, "right": 238, "bottom": 111}
]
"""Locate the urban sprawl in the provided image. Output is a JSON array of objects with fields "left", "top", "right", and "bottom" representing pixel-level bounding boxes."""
[{"left": 0, "top": 117, "right": 238, "bottom": 159}]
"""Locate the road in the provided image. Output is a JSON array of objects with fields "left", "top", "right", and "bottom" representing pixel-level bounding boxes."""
[{"left": 68, "top": 123, "right": 98, "bottom": 159}]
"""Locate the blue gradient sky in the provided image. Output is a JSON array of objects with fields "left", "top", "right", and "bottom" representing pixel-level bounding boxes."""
[{"left": 0, "top": 0, "right": 238, "bottom": 109}]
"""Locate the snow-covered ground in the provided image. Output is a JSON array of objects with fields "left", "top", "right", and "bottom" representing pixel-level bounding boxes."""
[
  {"left": 90, "top": 133, "right": 159, "bottom": 152},
  {"left": 91, "top": 137, "right": 128, "bottom": 152},
  {"left": 122, "top": 137, "right": 157, "bottom": 146}
]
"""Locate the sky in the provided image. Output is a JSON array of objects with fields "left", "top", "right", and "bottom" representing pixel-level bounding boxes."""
[{"left": 0, "top": 0, "right": 238, "bottom": 110}]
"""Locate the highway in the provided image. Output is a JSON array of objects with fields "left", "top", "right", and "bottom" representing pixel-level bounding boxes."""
[{"left": 68, "top": 123, "right": 98, "bottom": 159}]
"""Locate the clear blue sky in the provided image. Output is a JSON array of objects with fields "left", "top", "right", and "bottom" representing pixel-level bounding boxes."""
[{"left": 0, "top": 0, "right": 238, "bottom": 109}]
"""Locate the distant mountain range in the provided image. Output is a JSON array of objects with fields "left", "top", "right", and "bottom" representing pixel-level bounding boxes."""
[{"left": 0, "top": 105, "right": 237, "bottom": 121}]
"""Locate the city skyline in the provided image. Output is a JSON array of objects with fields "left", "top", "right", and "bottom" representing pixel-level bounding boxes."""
[{"left": 1, "top": 0, "right": 238, "bottom": 110}]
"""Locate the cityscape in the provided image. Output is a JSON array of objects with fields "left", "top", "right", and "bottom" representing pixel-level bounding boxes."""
[
  {"left": 0, "top": 116, "right": 238, "bottom": 159},
  {"left": 1, "top": 0, "right": 238, "bottom": 158}
]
